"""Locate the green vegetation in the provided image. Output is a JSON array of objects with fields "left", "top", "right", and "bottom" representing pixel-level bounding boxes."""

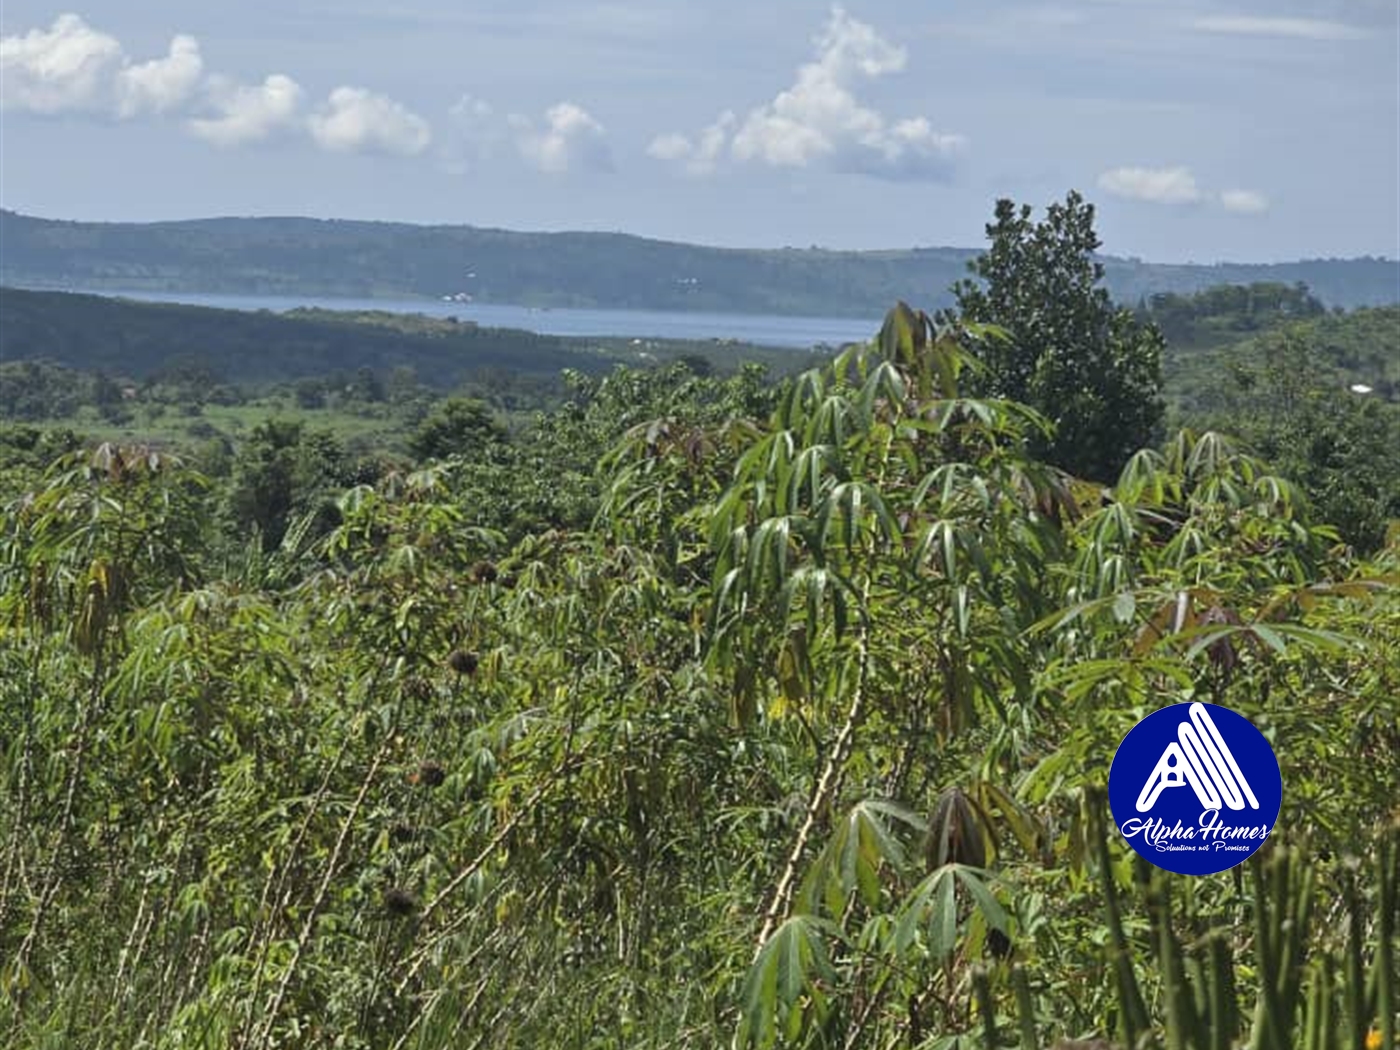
[
  {"left": 0, "top": 287, "right": 633, "bottom": 388},
  {"left": 1164, "top": 303, "right": 1400, "bottom": 414},
  {"left": 1, "top": 194, "right": 1397, "bottom": 1049},
  {"left": 1190, "top": 326, "right": 1399, "bottom": 553},
  {"left": 0, "top": 287, "right": 814, "bottom": 394},
  {"left": 1, "top": 308, "right": 1395, "bottom": 1049},
  {"left": 407, "top": 398, "right": 507, "bottom": 462},
  {"left": 1141, "top": 282, "right": 1329, "bottom": 351},
  {"left": 947, "top": 192, "right": 1165, "bottom": 482},
  {"left": 4, "top": 208, "right": 1397, "bottom": 314},
  {"left": 1154, "top": 297, "right": 1400, "bottom": 553}
]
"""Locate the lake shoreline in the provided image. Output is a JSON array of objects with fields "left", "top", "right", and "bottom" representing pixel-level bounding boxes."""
[{"left": 68, "top": 288, "right": 883, "bottom": 350}]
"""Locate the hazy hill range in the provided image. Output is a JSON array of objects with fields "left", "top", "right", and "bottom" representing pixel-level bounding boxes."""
[
  {"left": 2, "top": 210, "right": 1396, "bottom": 315},
  {"left": 0, "top": 287, "right": 816, "bottom": 390}
]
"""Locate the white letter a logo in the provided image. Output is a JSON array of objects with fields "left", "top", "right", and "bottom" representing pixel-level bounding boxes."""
[{"left": 1136, "top": 703, "right": 1259, "bottom": 813}]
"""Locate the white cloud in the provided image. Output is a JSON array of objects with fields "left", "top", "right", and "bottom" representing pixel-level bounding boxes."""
[
  {"left": 513, "top": 102, "right": 612, "bottom": 174},
  {"left": 1, "top": 14, "right": 428, "bottom": 161},
  {"left": 309, "top": 86, "right": 431, "bottom": 156},
  {"left": 651, "top": 7, "right": 964, "bottom": 181},
  {"left": 188, "top": 74, "right": 304, "bottom": 147},
  {"left": 446, "top": 95, "right": 613, "bottom": 176},
  {"left": 1220, "top": 188, "right": 1269, "bottom": 214},
  {"left": 116, "top": 34, "right": 203, "bottom": 117},
  {"left": 1097, "top": 165, "right": 1203, "bottom": 205},
  {"left": 1, "top": 13, "right": 126, "bottom": 114},
  {"left": 646, "top": 133, "right": 692, "bottom": 163},
  {"left": 0, "top": 14, "right": 206, "bottom": 122},
  {"left": 1190, "top": 16, "right": 1367, "bottom": 41},
  {"left": 646, "top": 111, "right": 735, "bottom": 175},
  {"left": 1099, "top": 167, "right": 1271, "bottom": 214}
]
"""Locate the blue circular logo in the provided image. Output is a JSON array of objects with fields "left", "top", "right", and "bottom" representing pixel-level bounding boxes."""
[{"left": 1108, "top": 702, "right": 1281, "bottom": 875}]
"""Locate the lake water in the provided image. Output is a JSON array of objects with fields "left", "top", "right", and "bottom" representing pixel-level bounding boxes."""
[{"left": 103, "top": 291, "right": 881, "bottom": 349}]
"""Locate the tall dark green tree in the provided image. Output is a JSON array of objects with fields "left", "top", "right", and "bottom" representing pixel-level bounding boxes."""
[
  {"left": 948, "top": 191, "right": 1165, "bottom": 481},
  {"left": 408, "top": 397, "right": 507, "bottom": 462},
  {"left": 227, "top": 420, "right": 349, "bottom": 548}
]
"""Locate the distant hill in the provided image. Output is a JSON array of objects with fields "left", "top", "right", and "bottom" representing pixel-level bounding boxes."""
[
  {"left": 2, "top": 210, "right": 1396, "bottom": 315},
  {"left": 0, "top": 287, "right": 621, "bottom": 386},
  {"left": 0, "top": 287, "right": 815, "bottom": 393}
]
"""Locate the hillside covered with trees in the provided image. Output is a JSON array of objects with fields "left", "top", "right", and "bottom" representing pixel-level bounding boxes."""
[
  {"left": 4, "top": 208, "right": 1398, "bottom": 314},
  {"left": 0, "top": 288, "right": 635, "bottom": 387},
  {"left": 1, "top": 194, "right": 1396, "bottom": 1050}
]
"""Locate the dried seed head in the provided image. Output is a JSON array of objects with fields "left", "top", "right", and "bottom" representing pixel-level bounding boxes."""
[
  {"left": 471, "top": 560, "right": 499, "bottom": 585},
  {"left": 383, "top": 886, "right": 419, "bottom": 917},
  {"left": 416, "top": 760, "right": 446, "bottom": 787},
  {"left": 447, "top": 649, "right": 479, "bottom": 676},
  {"left": 985, "top": 927, "right": 1012, "bottom": 960}
]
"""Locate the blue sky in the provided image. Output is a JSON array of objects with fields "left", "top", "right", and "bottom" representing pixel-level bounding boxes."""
[{"left": 1, "top": 1, "right": 1396, "bottom": 263}]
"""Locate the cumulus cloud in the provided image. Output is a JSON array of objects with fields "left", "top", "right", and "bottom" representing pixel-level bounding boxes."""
[
  {"left": 1, "top": 13, "right": 432, "bottom": 159},
  {"left": 1190, "top": 16, "right": 1367, "bottom": 41},
  {"left": 1219, "top": 188, "right": 1269, "bottom": 214},
  {"left": 1097, "top": 165, "right": 1203, "bottom": 205},
  {"left": 649, "top": 7, "right": 964, "bottom": 181},
  {"left": 188, "top": 73, "right": 304, "bottom": 147},
  {"left": 116, "top": 34, "right": 203, "bottom": 117},
  {"left": 1098, "top": 166, "right": 1269, "bottom": 215},
  {"left": 2, "top": 13, "right": 128, "bottom": 114},
  {"left": 646, "top": 111, "right": 735, "bottom": 175},
  {"left": 309, "top": 86, "right": 431, "bottom": 156},
  {"left": 1, "top": 14, "right": 204, "bottom": 118},
  {"left": 512, "top": 102, "right": 612, "bottom": 174},
  {"left": 444, "top": 96, "right": 613, "bottom": 175}
]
